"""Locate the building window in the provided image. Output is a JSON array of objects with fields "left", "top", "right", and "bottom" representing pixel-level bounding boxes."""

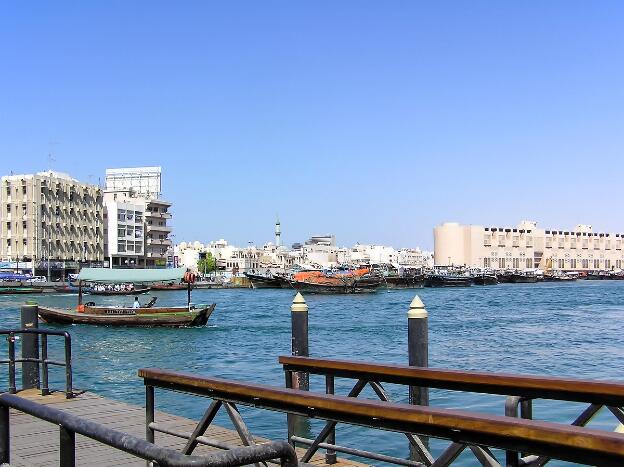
[
  {"left": 22, "top": 204, "right": 27, "bottom": 215},
  {"left": 22, "top": 238, "right": 27, "bottom": 246},
  {"left": 526, "top": 258, "right": 532, "bottom": 268},
  {"left": 483, "top": 258, "right": 490, "bottom": 267},
  {"left": 499, "top": 258, "right": 505, "bottom": 268},
  {"left": 117, "top": 241, "right": 126, "bottom": 253},
  {"left": 512, "top": 258, "right": 519, "bottom": 268},
  {"left": 6, "top": 222, "right": 10, "bottom": 231},
  {"left": 570, "top": 259, "right": 577, "bottom": 269},
  {"left": 582, "top": 259, "right": 588, "bottom": 269},
  {"left": 594, "top": 259, "right": 600, "bottom": 269},
  {"left": 117, "top": 227, "right": 126, "bottom": 237},
  {"left": 22, "top": 220, "right": 26, "bottom": 230},
  {"left": 6, "top": 204, "right": 10, "bottom": 213},
  {"left": 6, "top": 239, "right": 11, "bottom": 247}
]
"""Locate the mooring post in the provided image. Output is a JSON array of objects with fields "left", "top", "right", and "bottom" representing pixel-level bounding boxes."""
[
  {"left": 20, "top": 302, "right": 40, "bottom": 390},
  {"left": 290, "top": 292, "right": 309, "bottom": 390},
  {"left": 407, "top": 295, "right": 429, "bottom": 461}
]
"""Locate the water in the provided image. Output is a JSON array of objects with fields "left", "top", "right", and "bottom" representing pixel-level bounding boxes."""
[{"left": 1, "top": 281, "right": 623, "bottom": 466}]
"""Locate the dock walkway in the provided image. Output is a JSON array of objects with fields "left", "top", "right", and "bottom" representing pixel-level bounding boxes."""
[{"left": 6, "top": 389, "right": 367, "bottom": 466}]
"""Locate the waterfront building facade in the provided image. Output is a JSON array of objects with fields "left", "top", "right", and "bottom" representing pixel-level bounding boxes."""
[
  {"left": 104, "top": 167, "right": 173, "bottom": 268},
  {"left": 434, "top": 220, "right": 624, "bottom": 272},
  {"left": 0, "top": 171, "right": 103, "bottom": 276}
]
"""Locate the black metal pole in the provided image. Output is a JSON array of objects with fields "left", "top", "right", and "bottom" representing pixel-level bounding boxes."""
[
  {"left": 0, "top": 404, "right": 9, "bottom": 464},
  {"left": 64, "top": 333, "right": 73, "bottom": 399},
  {"left": 41, "top": 334, "right": 49, "bottom": 396},
  {"left": 407, "top": 295, "right": 429, "bottom": 462},
  {"left": 59, "top": 425, "right": 75, "bottom": 467},
  {"left": 8, "top": 333, "right": 16, "bottom": 394},
  {"left": 20, "top": 304, "right": 40, "bottom": 390},
  {"left": 325, "top": 374, "right": 336, "bottom": 464}
]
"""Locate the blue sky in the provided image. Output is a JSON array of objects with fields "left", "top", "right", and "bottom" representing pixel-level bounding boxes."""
[{"left": 1, "top": 2, "right": 623, "bottom": 249}]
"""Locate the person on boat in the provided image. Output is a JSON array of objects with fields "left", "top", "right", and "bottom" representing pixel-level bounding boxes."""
[{"left": 133, "top": 296, "right": 140, "bottom": 308}]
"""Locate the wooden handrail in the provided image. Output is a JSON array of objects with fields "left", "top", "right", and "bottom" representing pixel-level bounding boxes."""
[
  {"left": 139, "top": 368, "right": 624, "bottom": 465},
  {"left": 279, "top": 355, "right": 624, "bottom": 405}
]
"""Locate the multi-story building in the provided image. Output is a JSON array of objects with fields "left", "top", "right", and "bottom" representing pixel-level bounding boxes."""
[
  {"left": 0, "top": 171, "right": 103, "bottom": 277},
  {"left": 103, "top": 167, "right": 173, "bottom": 268},
  {"left": 434, "top": 220, "right": 624, "bottom": 272}
]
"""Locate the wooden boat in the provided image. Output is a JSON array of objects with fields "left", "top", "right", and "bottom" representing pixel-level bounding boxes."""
[
  {"left": 0, "top": 287, "right": 43, "bottom": 294},
  {"left": 151, "top": 282, "right": 188, "bottom": 290},
  {"left": 425, "top": 274, "right": 472, "bottom": 287},
  {"left": 383, "top": 275, "right": 425, "bottom": 289},
  {"left": 52, "top": 267, "right": 215, "bottom": 327},
  {"left": 509, "top": 273, "right": 538, "bottom": 283},
  {"left": 472, "top": 274, "right": 498, "bottom": 285},
  {"left": 286, "top": 269, "right": 382, "bottom": 294},
  {"left": 38, "top": 303, "right": 215, "bottom": 327},
  {"left": 244, "top": 273, "right": 283, "bottom": 289},
  {"left": 89, "top": 286, "right": 151, "bottom": 296},
  {"left": 543, "top": 274, "right": 577, "bottom": 282}
]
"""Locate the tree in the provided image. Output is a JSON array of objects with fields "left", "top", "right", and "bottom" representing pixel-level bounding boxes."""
[{"left": 197, "top": 252, "right": 216, "bottom": 275}]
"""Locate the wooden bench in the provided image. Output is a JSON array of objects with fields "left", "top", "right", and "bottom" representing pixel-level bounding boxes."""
[
  {"left": 279, "top": 355, "right": 624, "bottom": 466},
  {"left": 139, "top": 367, "right": 624, "bottom": 467}
]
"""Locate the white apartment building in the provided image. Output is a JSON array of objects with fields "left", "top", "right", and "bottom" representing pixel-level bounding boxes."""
[
  {"left": 104, "top": 167, "right": 172, "bottom": 268},
  {"left": 434, "top": 220, "right": 624, "bottom": 272},
  {"left": 0, "top": 171, "right": 103, "bottom": 276}
]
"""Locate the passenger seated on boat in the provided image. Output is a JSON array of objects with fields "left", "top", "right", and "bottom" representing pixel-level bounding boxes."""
[{"left": 133, "top": 296, "right": 140, "bottom": 308}]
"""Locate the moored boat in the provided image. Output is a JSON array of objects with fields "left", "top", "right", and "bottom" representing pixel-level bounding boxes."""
[
  {"left": 0, "top": 287, "right": 43, "bottom": 294},
  {"left": 244, "top": 272, "right": 283, "bottom": 289},
  {"left": 425, "top": 274, "right": 472, "bottom": 287},
  {"left": 151, "top": 282, "right": 188, "bottom": 290},
  {"left": 472, "top": 274, "right": 498, "bottom": 285},
  {"left": 509, "top": 273, "right": 538, "bottom": 283},
  {"left": 383, "top": 275, "right": 425, "bottom": 288}
]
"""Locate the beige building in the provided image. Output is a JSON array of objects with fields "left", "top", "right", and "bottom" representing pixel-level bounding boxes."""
[
  {"left": 434, "top": 220, "right": 624, "bottom": 272},
  {"left": 0, "top": 171, "right": 103, "bottom": 276}
]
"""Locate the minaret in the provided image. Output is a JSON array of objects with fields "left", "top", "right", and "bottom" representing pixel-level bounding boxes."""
[{"left": 275, "top": 216, "right": 281, "bottom": 247}]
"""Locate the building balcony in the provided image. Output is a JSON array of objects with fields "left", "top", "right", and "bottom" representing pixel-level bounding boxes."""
[
  {"left": 147, "top": 225, "right": 172, "bottom": 233},
  {"left": 146, "top": 238, "right": 172, "bottom": 246},
  {"left": 146, "top": 211, "right": 172, "bottom": 219}
]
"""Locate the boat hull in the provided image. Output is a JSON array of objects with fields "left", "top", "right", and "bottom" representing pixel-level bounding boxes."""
[
  {"left": 289, "top": 279, "right": 381, "bottom": 294},
  {"left": 244, "top": 273, "right": 283, "bottom": 289},
  {"left": 384, "top": 276, "right": 425, "bottom": 288},
  {"left": 151, "top": 284, "right": 188, "bottom": 290},
  {"left": 0, "top": 288, "right": 43, "bottom": 294},
  {"left": 509, "top": 274, "right": 538, "bottom": 283},
  {"left": 425, "top": 275, "right": 472, "bottom": 287},
  {"left": 38, "top": 304, "right": 215, "bottom": 327},
  {"left": 472, "top": 275, "right": 498, "bottom": 285}
]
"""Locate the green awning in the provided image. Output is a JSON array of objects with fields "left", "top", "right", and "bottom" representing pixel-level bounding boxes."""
[{"left": 78, "top": 267, "right": 187, "bottom": 283}]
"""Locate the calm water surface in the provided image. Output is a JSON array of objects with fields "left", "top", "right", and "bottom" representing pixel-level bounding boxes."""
[{"left": 1, "top": 281, "right": 623, "bottom": 466}]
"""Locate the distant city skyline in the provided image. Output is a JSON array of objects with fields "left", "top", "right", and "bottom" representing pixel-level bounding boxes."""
[{"left": 2, "top": 2, "right": 623, "bottom": 249}]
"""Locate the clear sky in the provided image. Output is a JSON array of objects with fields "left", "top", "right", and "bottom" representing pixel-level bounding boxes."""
[{"left": 1, "top": 2, "right": 623, "bottom": 249}]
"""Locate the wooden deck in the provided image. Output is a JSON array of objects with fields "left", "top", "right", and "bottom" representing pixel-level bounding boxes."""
[{"left": 5, "top": 389, "right": 368, "bottom": 466}]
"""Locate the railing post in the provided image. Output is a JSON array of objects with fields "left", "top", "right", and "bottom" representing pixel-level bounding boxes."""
[
  {"left": 20, "top": 303, "right": 40, "bottom": 390},
  {"left": 290, "top": 293, "right": 309, "bottom": 390},
  {"left": 41, "top": 334, "right": 49, "bottom": 396},
  {"left": 146, "top": 385, "right": 155, "bottom": 444},
  {"left": 59, "top": 425, "right": 75, "bottom": 467},
  {"left": 8, "top": 333, "right": 16, "bottom": 394},
  {"left": 325, "top": 374, "right": 337, "bottom": 464},
  {"left": 284, "top": 369, "right": 295, "bottom": 448},
  {"left": 407, "top": 295, "right": 429, "bottom": 462},
  {"left": 64, "top": 333, "right": 73, "bottom": 398},
  {"left": 0, "top": 404, "right": 9, "bottom": 464},
  {"left": 505, "top": 396, "right": 521, "bottom": 467}
]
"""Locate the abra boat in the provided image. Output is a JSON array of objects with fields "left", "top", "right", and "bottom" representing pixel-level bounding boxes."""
[
  {"left": 38, "top": 303, "right": 214, "bottom": 327},
  {"left": 287, "top": 269, "right": 382, "bottom": 294},
  {"left": 41, "top": 267, "right": 215, "bottom": 327},
  {"left": 244, "top": 272, "right": 283, "bottom": 289}
]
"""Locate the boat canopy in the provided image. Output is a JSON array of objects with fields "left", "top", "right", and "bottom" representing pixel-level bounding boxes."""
[{"left": 78, "top": 267, "right": 187, "bottom": 284}]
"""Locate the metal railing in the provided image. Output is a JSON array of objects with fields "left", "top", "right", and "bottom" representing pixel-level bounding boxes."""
[
  {"left": 139, "top": 368, "right": 624, "bottom": 467},
  {"left": 0, "top": 328, "right": 73, "bottom": 398},
  {"left": 0, "top": 393, "right": 298, "bottom": 467}
]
